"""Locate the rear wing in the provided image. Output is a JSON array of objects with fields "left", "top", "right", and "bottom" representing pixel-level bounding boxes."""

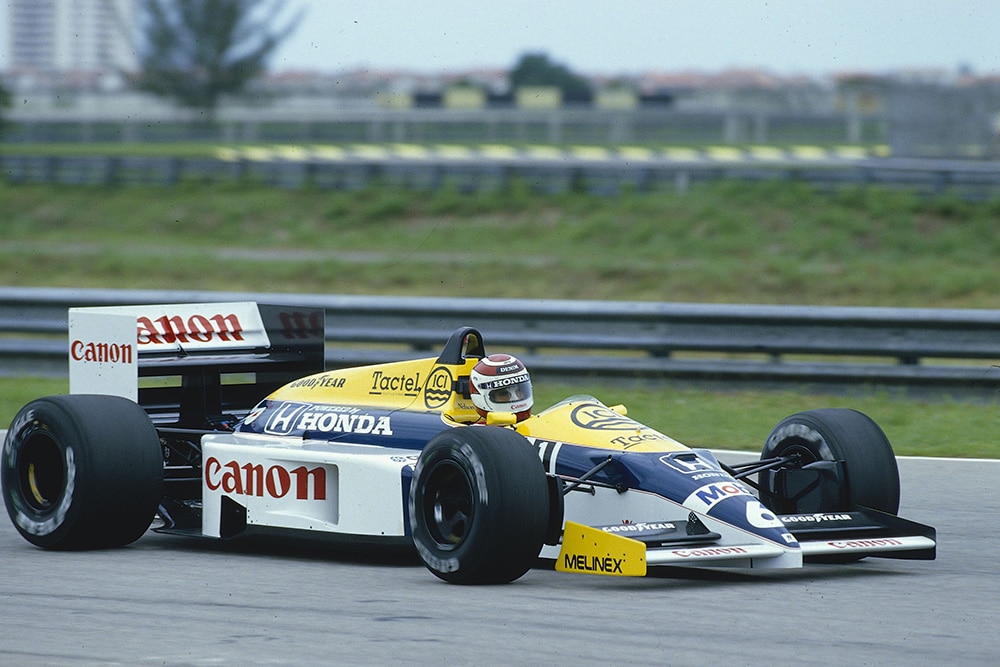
[{"left": 69, "top": 302, "right": 324, "bottom": 425}]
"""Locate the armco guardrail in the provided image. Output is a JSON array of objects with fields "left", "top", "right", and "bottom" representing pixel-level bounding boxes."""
[
  {"left": 1, "top": 287, "right": 998, "bottom": 398},
  {"left": 4, "top": 152, "right": 1000, "bottom": 197}
]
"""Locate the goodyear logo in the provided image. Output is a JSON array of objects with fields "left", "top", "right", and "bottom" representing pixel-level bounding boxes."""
[{"left": 602, "top": 521, "right": 676, "bottom": 535}]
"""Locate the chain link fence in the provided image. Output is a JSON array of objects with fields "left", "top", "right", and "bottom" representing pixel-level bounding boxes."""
[
  {"left": 886, "top": 81, "right": 1000, "bottom": 158},
  {"left": 2, "top": 83, "right": 998, "bottom": 158}
]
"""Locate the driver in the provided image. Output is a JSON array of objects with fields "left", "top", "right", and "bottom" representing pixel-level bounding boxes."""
[{"left": 469, "top": 354, "right": 533, "bottom": 422}]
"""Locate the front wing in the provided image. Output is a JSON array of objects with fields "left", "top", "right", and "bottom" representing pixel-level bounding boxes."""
[
  {"left": 782, "top": 507, "right": 936, "bottom": 560},
  {"left": 556, "top": 509, "right": 936, "bottom": 576}
]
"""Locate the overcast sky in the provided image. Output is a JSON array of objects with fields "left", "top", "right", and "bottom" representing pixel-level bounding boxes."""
[
  {"left": 1, "top": 1, "right": 997, "bottom": 77},
  {"left": 264, "top": 0, "right": 1000, "bottom": 77}
]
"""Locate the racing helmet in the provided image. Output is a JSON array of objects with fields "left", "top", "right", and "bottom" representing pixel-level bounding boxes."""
[{"left": 469, "top": 354, "right": 533, "bottom": 421}]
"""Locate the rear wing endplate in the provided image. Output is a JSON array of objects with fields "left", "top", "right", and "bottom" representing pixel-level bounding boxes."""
[{"left": 68, "top": 302, "right": 324, "bottom": 422}]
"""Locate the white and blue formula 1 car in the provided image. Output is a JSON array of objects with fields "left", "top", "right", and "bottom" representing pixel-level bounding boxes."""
[{"left": 2, "top": 302, "right": 935, "bottom": 584}]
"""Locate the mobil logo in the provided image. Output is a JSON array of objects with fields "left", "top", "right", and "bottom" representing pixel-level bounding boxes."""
[{"left": 683, "top": 481, "right": 752, "bottom": 513}]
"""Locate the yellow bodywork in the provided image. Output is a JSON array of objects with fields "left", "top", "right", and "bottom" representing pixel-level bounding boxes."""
[
  {"left": 514, "top": 397, "right": 689, "bottom": 453},
  {"left": 268, "top": 356, "right": 482, "bottom": 423},
  {"left": 268, "top": 355, "right": 690, "bottom": 454}
]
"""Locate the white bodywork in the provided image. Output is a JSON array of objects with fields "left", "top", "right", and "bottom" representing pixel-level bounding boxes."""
[{"left": 201, "top": 433, "right": 415, "bottom": 539}]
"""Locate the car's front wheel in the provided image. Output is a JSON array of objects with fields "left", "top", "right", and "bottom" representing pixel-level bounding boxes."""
[
  {"left": 2, "top": 394, "right": 164, "bottom": 549},
  {"left": 409, "top": 426, "right": 549, "bottom": 584},
  {"left": 758, "top": 408, "right": 900, "bottom": 516}
]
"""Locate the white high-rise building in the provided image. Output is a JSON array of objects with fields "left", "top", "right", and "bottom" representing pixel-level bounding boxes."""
[{"left": 6, "top": 0, "right": 137, "bottom": 73}]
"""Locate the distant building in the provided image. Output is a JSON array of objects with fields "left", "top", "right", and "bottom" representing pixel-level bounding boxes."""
[{"left": 6, "top": 0, "right": 137, "bottom": 76}]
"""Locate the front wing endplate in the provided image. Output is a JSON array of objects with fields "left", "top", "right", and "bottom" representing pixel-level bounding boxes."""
[{"left": 556, "top": 521, "right": 647, "bottom": 577}]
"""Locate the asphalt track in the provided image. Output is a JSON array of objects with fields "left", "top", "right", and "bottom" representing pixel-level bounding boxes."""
[{"left": 1, "top": 454, "right": 997, "bottom": 666}]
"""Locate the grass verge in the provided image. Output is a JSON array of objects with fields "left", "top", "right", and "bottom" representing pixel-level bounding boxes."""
[{"left": 2, "top": 180, "right": 999, "bottom": 307}]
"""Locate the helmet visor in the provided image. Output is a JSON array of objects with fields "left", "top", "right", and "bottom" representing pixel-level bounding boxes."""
[
  {"left": 487, "top": 379, "right": 532, "bottom": 405},
  {"left": 480, "top": 371, "right": 532, "bottom": 405}
]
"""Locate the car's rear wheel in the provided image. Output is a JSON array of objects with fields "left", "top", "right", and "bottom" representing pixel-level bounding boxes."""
[
  {"left": 759, "top": 408, "right": 900, "bottom": 516},
  {"left": 409, "top": 426, "right": 549, "bottom": 584},
  {"left": 2, "top": 394, "right": 164, "bottom": 549}
]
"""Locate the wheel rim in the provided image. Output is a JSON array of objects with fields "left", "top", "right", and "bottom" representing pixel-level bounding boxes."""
[
  {"left": 767, "top": 441, "right": 831, "bottom": 514},
  {"left": 17, "top": 431, "right": 65, "bottom": 512},
  {"left": 779, "top": 442, "right": 820, "bottom": 466},
  {"left": 421, "top": 460, "right": 475, "bottom": 550}
]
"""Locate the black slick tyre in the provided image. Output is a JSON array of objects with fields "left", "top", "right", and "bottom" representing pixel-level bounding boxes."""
[
  {"left": 759, "top": 408, "right": 900, "bottom": 516},
  {"left": 409, "top": 426, "right": 549, "bottom": 584},
  {"left": 2, "top": 394, "right": 164, "bottom": 549}
]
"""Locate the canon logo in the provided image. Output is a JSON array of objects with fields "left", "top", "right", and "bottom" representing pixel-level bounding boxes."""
[
  {"left": 829, "top": 538, "right": 904, "bottom": 549},
  {"left": 204, "top": 456, "right": 327, "bottom": 500},
  {"left": 277, "top": 310, "right": 323, "bottom": 340},
  {"left": 671, "top": 546, "right": 749, "bottom": 558},
  {"left": 70, "top": 339, "right": 134, "bottom": 364},
  {"left": 137, "top": 313, "right": 245, "bottom": 346}
]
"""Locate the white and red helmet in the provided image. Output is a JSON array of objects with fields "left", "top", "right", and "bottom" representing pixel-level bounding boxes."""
[{"left": 469, "top": 354, "right": 533, "bottom": 421}]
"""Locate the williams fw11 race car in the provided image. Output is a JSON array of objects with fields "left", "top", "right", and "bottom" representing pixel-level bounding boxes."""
[{"left": 2, "top": 302, "right": 935, "bottom": 584}]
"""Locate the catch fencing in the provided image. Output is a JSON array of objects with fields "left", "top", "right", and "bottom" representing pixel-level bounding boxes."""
[{"left": 1, "top": 287, "right": 997, "bottom": 399}]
